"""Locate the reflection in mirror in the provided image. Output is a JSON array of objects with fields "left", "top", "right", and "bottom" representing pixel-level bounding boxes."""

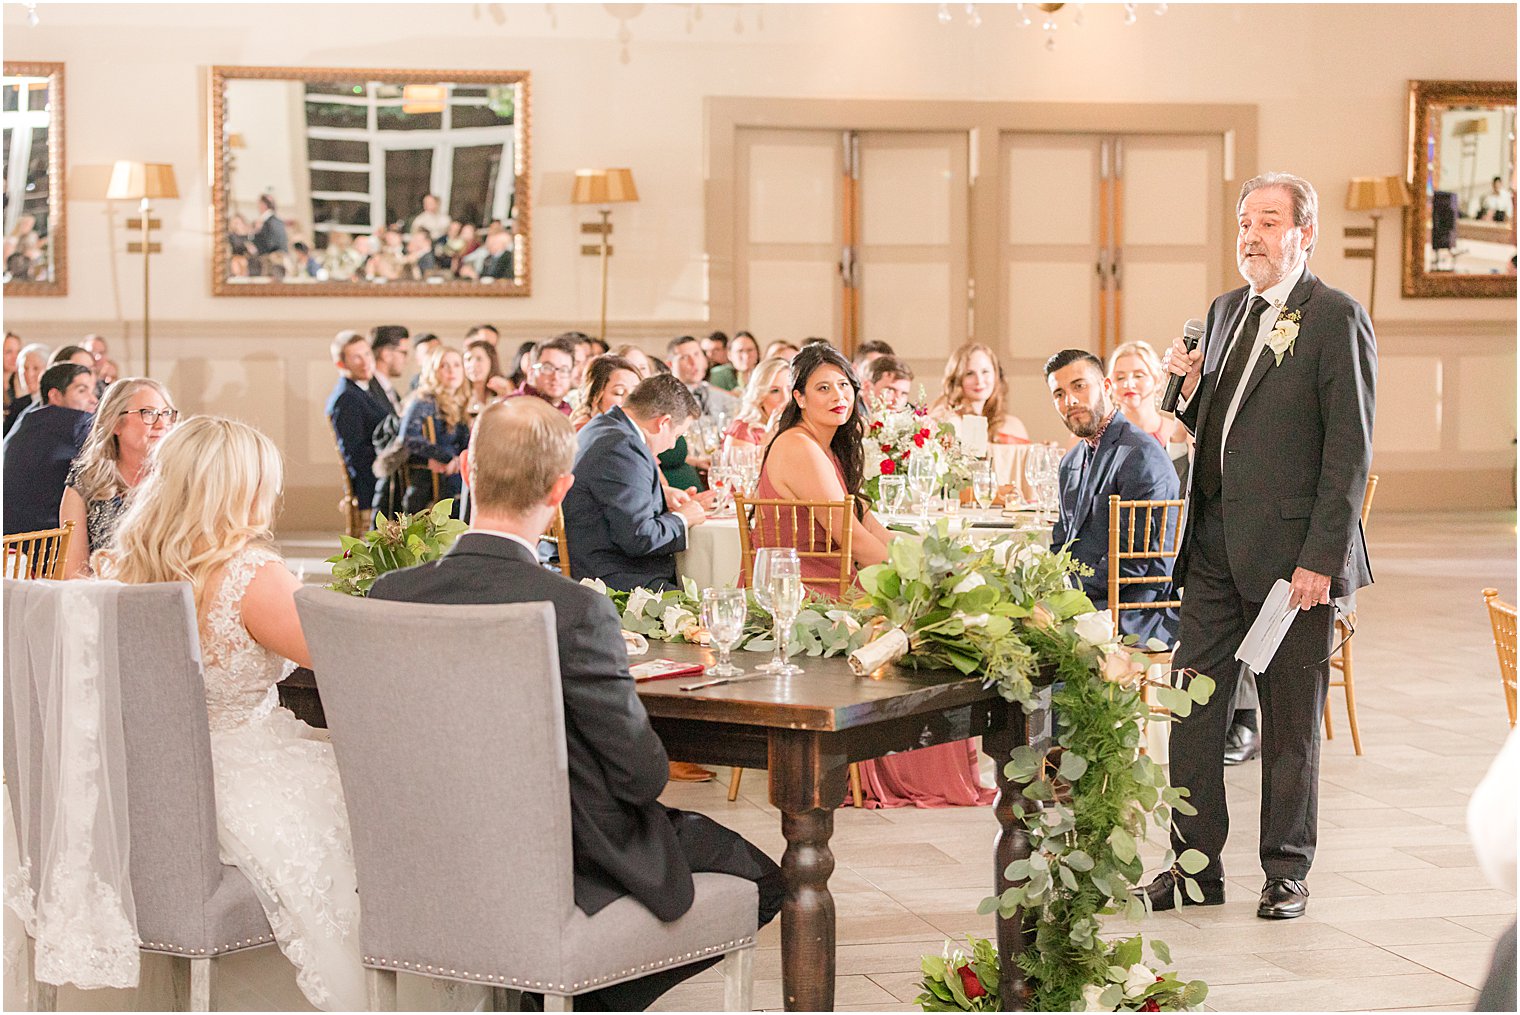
[
  {"left": 2, "top": 62, "right": 65, "bottom": 294},
  {"left": 211, "top": 67, "right": 530, "bottom": 297},
  {"left": 1405, "top": 79, "right": 1517, "bottom": 298}
]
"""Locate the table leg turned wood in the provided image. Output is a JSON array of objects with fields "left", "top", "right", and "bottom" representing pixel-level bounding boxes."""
[
  {"left": 769, "top": 729, "right": 850, "bottom": 1012},
  {"left": 984, "top": 702, "right": 1040, "bottom": 1011}
]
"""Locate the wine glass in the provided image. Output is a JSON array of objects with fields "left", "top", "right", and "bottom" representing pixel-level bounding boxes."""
[
  {"left": 879, "top": 475, "right": 906, "bottom": 518},
  {"left": 1024, "top": 446, "right": 1062, "bottom": 524},
  {"left": 752, "top": 547, "right": 775, "bottom": 612},
  {"left": 907, "top": 450, "right": 938, "bottom": 525},
  {"left": 972, "top": 459, "right": 997, "bottom": 511},
  {"left": 701, "top": 587, "right": 748, "bottom": 678},
  {"left": 765, "top": 550, "right": 805, "bottom": 678},
  {"left": 708, "top": 466, "right": 733, "bottom": 513}
]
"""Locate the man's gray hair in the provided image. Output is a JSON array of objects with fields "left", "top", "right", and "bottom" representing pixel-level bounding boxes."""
[{"left": 1238, "top": 172, "right": 1319, "bottom": 256}]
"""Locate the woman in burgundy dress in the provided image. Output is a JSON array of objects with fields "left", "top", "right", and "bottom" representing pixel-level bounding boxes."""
[{"left": 754, "top": 344, "right": 994, "bottom": 808}]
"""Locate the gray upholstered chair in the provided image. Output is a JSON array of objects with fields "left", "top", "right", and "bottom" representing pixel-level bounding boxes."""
[
  {"left": 294, "top": 587, "right": 757, "bottom": 1012},
  {"left": 2, "top": 580, "right": 275, "bottom": 1012}
]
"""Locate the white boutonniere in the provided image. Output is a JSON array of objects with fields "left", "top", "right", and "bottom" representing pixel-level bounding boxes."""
[{"left": 1266, "top": 308, "right": 1302, "bottom": 366}]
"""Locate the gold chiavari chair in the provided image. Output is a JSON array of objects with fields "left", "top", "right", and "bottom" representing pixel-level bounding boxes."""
[
  {"left": 1483, "top": 587, "right": 1518, "bottom": 728},
  {"left": 1324, "top": 474, "right": 1379, "bottom": 755},
  {"left": 540, "top": 507, "right": 571, "bottom": 579},
  {"left": 3, "top": 521, "right": 75, "bottom": 580},
  {"left": 731, "top": 494, "right": 864, "bottom": 807},
  {"left": 331, "top": 430, "right": 371, "bottom": 539},
  {"left": 1107, "top": 495, "right": 1187, "bottom": 754}
]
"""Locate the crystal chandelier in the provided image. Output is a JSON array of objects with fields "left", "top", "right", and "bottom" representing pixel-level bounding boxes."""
[{"left": 939, "top": 3, "right": 1169, "bottom": 52}]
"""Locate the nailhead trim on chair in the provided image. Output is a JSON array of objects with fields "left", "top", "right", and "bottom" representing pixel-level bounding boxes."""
[
  {"left": 139, "top": 935, "right": 276, "bottom": 956},
  {"left": 363, "top": 935, "right": 755, "bottom": 991}
]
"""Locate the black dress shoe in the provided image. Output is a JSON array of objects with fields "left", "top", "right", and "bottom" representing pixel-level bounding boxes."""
[
  {"left": 1223, "top": 722, "right": 1260, "bottom": 766},
  {"left": 1138, "top": 868, "right": 1225, "bottom": 911},
  {"left": 1257, "top": 878, "right": 1309, "bottom": 919}
]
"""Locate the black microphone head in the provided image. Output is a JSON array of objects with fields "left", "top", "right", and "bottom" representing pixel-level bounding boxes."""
[{"left": 1183, "top": 319, "right": 1205, "bottom": 343}]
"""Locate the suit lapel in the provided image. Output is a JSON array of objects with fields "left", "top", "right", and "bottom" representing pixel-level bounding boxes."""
[
  {"left": 1072, "top": 415, "right": 1127, "bottom": 527},
  {"left": 1234, "top": 268, "right": 1319, "bottom": 415}
]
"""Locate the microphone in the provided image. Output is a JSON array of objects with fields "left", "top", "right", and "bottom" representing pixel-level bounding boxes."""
[{"left": 1160, "top": 318, "right": 1206, "bottom": 413}]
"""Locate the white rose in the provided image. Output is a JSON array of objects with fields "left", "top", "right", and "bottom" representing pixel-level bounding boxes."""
[
  {"left": 579, "top": 577, "right": 609, "bottom": 595},
  {"left": 626, "top": 587, "right": 660, "bottom": 618},
  {"left": 1123, "top": 963, "right": 1156, "bottom": 999},
  {"left": 1081, "top": 984, "right": 1110, "bottom": 1012},
  {"left": 825, "top": 609, "right": 861, "bottom": 632},
  {"left": 661, "top": 605, "right": 695, "bottom": 637},
  {"left": 1073, "top": 611, "right": 1116, "bottom": 648},
  {"left": 951, "top": 572, "right": 986, "bottom": 595}
]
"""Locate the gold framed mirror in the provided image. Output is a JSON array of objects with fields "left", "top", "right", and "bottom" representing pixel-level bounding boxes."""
[
  {"left": 210, "top": 65, "right": 531, "bottom": 297},
  {"left": 1403, "top": 79, "right": 1517, "bottom": 298},
  {"left": 3, "top": 61, "right": 66, "bottom": 296}
]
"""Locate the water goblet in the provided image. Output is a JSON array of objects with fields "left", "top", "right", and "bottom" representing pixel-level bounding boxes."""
[
  {"left": 972, "top": 459, "right": 998, "bottom": 511},
  {"left": 701, "top": 587, "right": 748, "bottom": 678},
  {"left": 907, "top": 450, "right": 938, "bottom": 525},
  {"left": 879, "top": 475, "right": 906, "bottom": 517}
]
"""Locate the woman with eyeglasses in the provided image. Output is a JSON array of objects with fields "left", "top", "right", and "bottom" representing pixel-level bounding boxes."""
[{"left": 60, "top": 378, "right": 178, "bottom": 577}]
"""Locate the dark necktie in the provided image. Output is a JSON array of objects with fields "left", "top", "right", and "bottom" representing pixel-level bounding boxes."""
[{"left": 1195, "top": 295, "right": 1269, "bottom": 498}]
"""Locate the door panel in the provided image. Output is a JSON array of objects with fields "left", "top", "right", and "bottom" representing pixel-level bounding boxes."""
[{"left": 745, "top": 259, "right": 838, "bottom": 347}]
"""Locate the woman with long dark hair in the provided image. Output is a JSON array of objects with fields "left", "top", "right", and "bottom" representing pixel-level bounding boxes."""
[{"left": 754, "top": 344, "right": 894, "bottom": 588}]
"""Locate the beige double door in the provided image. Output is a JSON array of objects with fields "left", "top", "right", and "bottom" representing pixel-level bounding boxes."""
[
  {"left": 734, "top": 127, "right": 1225, "bottom": 416},
  {"left": 736, "top": 128, "right": 970, "bottom": 363}
]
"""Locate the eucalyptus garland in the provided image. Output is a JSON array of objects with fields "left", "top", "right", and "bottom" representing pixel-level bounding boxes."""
[{"left": 592, "top": 525, "right": 1213, "bottom": 1012}]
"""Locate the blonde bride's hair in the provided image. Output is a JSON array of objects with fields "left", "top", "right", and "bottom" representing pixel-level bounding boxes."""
[{"left": 95, "top": 415, "right": 284, "bottom": 615}]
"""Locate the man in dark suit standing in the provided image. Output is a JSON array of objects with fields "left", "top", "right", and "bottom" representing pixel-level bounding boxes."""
[
  {"left": 1045, "top": 349, "right": 1181, "bottom": 644},
  {"left": 564, "top": 374, "right": 708, "bottom": 592},
  {"left": 1144, "top": 172, "right": 1376, "bottom": 920},
  {"left": 370, "top": 398, "right": 781, "bottom": 1011},
  {"left": 3, "top": 363, "right": 97, "bottom": 535},
  {"left": 324, "top": 331, "right": 390, "bottom": 515},
  {"left": 251, "top": 194, "right": 289, "bottom": 257}
]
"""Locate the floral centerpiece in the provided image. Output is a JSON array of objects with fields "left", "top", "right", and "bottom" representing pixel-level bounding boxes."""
[
  {"left": 325, "top": 500, "right": 468, "bottom": 596},
  {"left": 864, "top": 400, "right": 983, "bottom": 507},
  {"left": 597, "top": 525, "right": 1215, "bottom": 1012}
]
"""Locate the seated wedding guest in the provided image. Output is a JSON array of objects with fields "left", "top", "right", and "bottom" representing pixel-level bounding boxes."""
[
  {"left": 587, "top": 336, "right": 610, "bottom": 357},
  {"left": 288, "top": 241, "right": 320, "bottom": 279},
  {"left": 97, "top": 416, "right": 367, "bottom": 1010},
  {"left": 507, "top": 335, "right": 576, "bottom": 416},
  {"left": 851, "top": 339, "right": 895, "bottom": 376},
  {"left": 570, "top": 353, "right": 641, "bottom": 431},
  {"left": 861, "top": 355, "right": 915, "bottom": 412},
  {"left": 3, "top": 331, "right": 20, "bottom": 409},
  {"left": 48, "top": 344, "right": 96, "bottom": 369},
  {"left": 60, "top": 378, "right": 176, "bottom": 577},
  {"left": 370, "top": 397, "right": 782, "bottom": 1007},
  {"left": 399, "top": 345, "right": 470, "bottom": 515},
  {"left": 3, "top": 363, "right": 97, "bottom": 535},
  {"left": 411, "top": 192, "right": 451, "bottom": 238},
  {"left": 465, "top": 322, "right": 501, "bottom": 348},
  {"left": 723, "top": 356, "right": 790, "bottom": 450},
  {"left": 82, "top": 332, "right": 110, "bottom": 368},
  {"left": 763, "top": 339, "right": 800, "bottom": 362},
  {"left": 931, "top": 341, "right": 1030, "bottom": 443},
  {"left": 461, "top": 230, "right": 513, "bottom": 280},
  {"left": 252, "top": 193, "right": 289, "bottom": 256},
  {"left": 1044, "top": 349, "right": 1179, "bottom": 643},
  {"left": 399, "top": 229, "right": 439, "bottom": 279},
  {"left": 564, "top": 373, "right": 707, "bottom": 592},
  {"left": 4, "top": 342, "right": 50, "bottom": 435},
  {"left": 97, "top": 357, "right": 121, "bottom": 386},
  {"left": 368, "top": 324, "right": 411, "bottom": 414},
  {"left": 1107, "top": 340, "right": 1182, "bottom": 447},
  {"left": 702, "top": 331, "right": 739, "bottom": 391},
  {"left": 463, "top": 338, "right": 512, "bottom": 421},
  {"left": 410, "top": 331, "right": 440, "bottom": 391},
  {"left": 668, "top": 334, "right": 738, "bottom": 424},
  {"left": 325, "top": 331, "right": 390, "bottom": 517},
  {"left": 507, "top": 338, "right": 537, "bottom": 388},
  {"left": 728, "top": 330, "right": 762, "bottom": 390},
  {"left": 319, "top": 231, "right": 364, "bottom": 281},
  {"left": 614, "top": 342, "right": 655, "bottom": 379},
  {"left": 563, "top": 331, "right": 595, "bottom": 389}
]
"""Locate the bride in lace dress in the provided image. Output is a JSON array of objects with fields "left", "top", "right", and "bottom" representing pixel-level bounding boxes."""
[{"left": 97, "top": 416, "right": 366, "bottom": 1011}]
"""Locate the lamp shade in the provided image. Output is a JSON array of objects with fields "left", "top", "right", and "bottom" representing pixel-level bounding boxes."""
[
  {"left": 107, "top": 161, "right": 179, "bottom": 201},
  {"left": 571, "top": 168, "right": 638, "bottom": 205},
  {"left": 1345, "top": 175, "right": 1411, "bottom": 212}
]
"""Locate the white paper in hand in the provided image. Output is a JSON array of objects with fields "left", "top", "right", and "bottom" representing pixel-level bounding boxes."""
[{"left": 1235, "top": 578, "right": 1300, "bottom": 675}]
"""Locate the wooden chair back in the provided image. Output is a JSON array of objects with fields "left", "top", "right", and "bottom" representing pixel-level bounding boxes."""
[
  {"left": 1483, "top": 587, "right": 1518, "bottom": 728},
  {"left": 540, "top": 507, "right": 571, "bottom": 579},
  {"left": 1106, "top": 496, "right": 1186, "bottom": 636},
  {"left": 330, "top": 429, "right": 371, "bottom": 538},
  {"left": 735, "top": 494, "right": 854, "bottom": 599},
  {"left": 2, "top": 521, "right": 74, "bottom": 580}
]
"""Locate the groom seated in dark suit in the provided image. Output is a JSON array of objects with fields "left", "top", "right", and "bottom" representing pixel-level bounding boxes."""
[
  {"left": 564, "top": 374, "right": 709, "bottom": 592},
  {"left": 1044, "top": 348, "right": 1181, "bottom": 644},
  {"left": 370, "top": 397, "right": 782, "bottom": 1011}
]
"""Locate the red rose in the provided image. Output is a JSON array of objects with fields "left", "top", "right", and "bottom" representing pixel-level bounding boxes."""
[
  {"left": 913, "top": 433, "right": 927, "bottom": 448},
  {"left": 880, "top": 459, "right": 896, "bottom": 475},
  {"left": 342, "top": 549, "right": 353, "bottom": 559},
  {"left": 1139, "top": 999, "right": 1160, "bottom": 1012},
  {"left": 870, "top": 421, "right": 884, "bottom": 432},
  {"left": 956, "top": 964, "right": 987, "bottom": 1000}
]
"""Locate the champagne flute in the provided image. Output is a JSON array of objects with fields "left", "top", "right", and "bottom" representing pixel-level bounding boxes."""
[
  {"left": 972, "top": 459, "right": 997, "bottom": 511},
  {"left": 701, "top": 587, "right": 748, "bottom": 678},
  {"left": 907, "top": 450, "right": 937, "bottom": 525},
  {"left": 766, "top": 550, "right": 805, "bottom": 678}
]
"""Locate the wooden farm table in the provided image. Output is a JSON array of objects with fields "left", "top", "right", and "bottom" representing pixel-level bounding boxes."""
[{"left": 280, "top": 648, "right": 1047, "bottom": 1012}]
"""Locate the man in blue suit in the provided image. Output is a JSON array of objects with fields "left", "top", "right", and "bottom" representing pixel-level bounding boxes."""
[
  {"left": 1045, "top": 349, "right": 1180, "bottom": 644},
  {"left": 324, "top": 330, "right": 390, "bottom": 514},
  {"left": 564, "top": 374, "right": 707, "bottom": 592},
  {"left": 3, "top": 363, "right": 97, "bottom": 536}
]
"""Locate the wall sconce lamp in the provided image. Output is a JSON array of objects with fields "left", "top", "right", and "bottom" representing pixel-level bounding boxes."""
[{"left": 106, "top": 161, "right": 178, "bottom": 374}]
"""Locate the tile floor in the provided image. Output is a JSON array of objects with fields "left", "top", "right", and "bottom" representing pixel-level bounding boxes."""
[{"left": 17, "top": 512, "right": 1516, "bottom": 1012}]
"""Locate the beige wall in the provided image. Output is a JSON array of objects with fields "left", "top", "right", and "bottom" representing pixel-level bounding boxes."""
[{"left": 4, "top": 2, "right": 1515, "bottom": 532}]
